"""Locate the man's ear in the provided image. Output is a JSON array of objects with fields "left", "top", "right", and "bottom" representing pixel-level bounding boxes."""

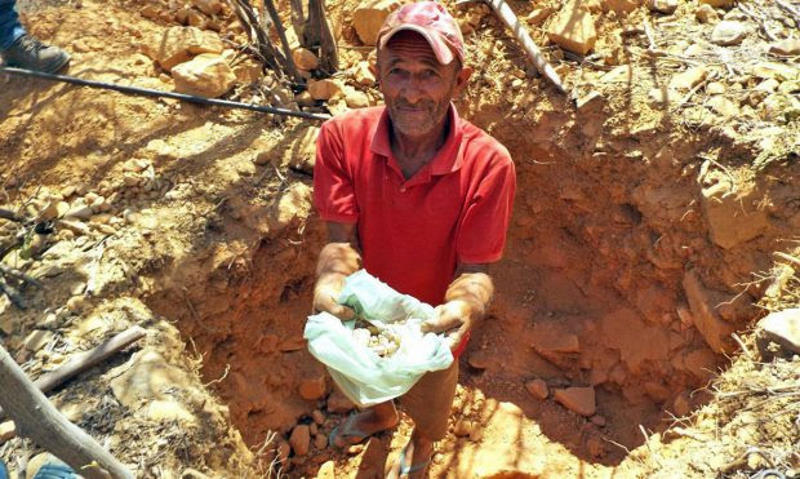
[{"left": 453, "top": 65, "right": 473, "bottom": 96}]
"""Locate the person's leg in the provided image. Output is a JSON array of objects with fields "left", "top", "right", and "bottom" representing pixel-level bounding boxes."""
[
  {"left": 393, "top": 360, "right": 460, "bottom": 477},
  {"left": 0, "top": 458, "right": 8, "bottom": 479},
  {"left": 0, "top": 0, "right": 26, "bottom": 50},
  {"left": 329, "top": 400, "right": 399, "bottom": 448}
]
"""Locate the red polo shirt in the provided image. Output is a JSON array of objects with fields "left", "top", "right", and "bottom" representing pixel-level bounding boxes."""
[{"left": 313, "top": 103, "right": 515, "bottom": 314}]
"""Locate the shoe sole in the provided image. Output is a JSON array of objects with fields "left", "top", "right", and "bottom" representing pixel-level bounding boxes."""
[{"left": 3, "top": 54, "right": 70, "bottom": 74}]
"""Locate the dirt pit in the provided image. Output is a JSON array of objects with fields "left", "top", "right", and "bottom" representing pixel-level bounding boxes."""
[{"left": 144, "top": 109, "right": 791, "bottom": 476}]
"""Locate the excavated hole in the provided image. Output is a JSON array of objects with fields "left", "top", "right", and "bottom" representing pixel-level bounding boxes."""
[{"left": 147, "top": 127, "right": 756, "bottom": 470}]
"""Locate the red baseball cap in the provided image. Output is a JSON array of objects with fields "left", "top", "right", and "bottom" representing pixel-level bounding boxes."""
[{"left": 376, "top": 1, "right": 466, "bottom": 66}]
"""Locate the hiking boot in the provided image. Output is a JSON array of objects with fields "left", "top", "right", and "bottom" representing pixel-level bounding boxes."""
[{"left": 1, "top": 34, "right": 70, "bottom": 73}]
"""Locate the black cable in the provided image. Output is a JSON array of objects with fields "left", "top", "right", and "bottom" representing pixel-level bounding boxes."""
[{"left": 0, "top": 66, "right": 331, "bottom": 121}]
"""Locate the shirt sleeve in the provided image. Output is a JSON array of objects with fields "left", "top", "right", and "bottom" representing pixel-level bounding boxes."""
[
  {"left": 312, "top": 120, "right": 359, "bottom": 224},
  {"left": 456, "top": 152, "right": 516, "bottom": 264}
]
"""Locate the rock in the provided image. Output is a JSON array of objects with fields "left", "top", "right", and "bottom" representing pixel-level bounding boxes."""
[
  {"left": 308, "top": 78, "right": 343, "bottom": 100},
  {"left": 699, "top": 0, "right": 733, "bottom": 8},
  {"left": 64, "top": 204, "right": 93, "bottom": 220},
  {"left": 182, "top": 468, "right": 211, "bottom": 479},
  {"left": 672, "top": 392, "right": 691, "bottom": 416},
  {"left": 643, "top": 381, "right": 670, "bottom": 402},
  {"left": 553, "top": 386, "right": 596, "bottom": 416},
  {"left": 682, "top": 270, "right": 735, "bottom": 353},
  {"left": 312, "top": 409, "right": 325, "bottom": 425},
  {"left": 353, "top": 61, "right": 376, "bottom": 86},
  {"left": 648, "top": 0, "right": 677, "bottom": 14},
  {"left": 172, "top": 53, "right": 236, "bottom": 97},
  {"left": 453, "top": 419, "right": 474, "bottom": 437},
  {"left": 61, "top": 185, "right": 77, "bottom": 198},
  {"left": 66, "top": 295, "right": 86, "bottom": 313},
  {"left": 314, "top": 433, "right": 328, "bottom": 450},
  {"left": 603, "top": 0, "right": 639, "bottom": 14},
  {"left": 143, "top": 26, "right": 224, "bottom": 71},
  {"left": 761, "top": 93, "right": 800, "bottom": 122},
  {"left": 292, "top": 48, "right": 319, "bottom": 70},
  {"left": 467, "top": 349, "right": 491, "bottom": 369},
  {"left": 299, "top": 376, "right": 327, "bottom": 400},
  {"left": 295, "top": 91, "right": 316, "bottom": 107},
  {"left": 722, "top": 9, "right": 747, "bottom": 21},
  {"left": 233, "top": 60, "right": 262, "bottom": 84},
  {"left": 695, "top": 4, "right": 719, "bottom": 23},
  {"left": 526, "top": 7, "right": 553, "bottom": 26},
  {"left": 525, "top": 379, "right": 549, "bottom": 399},
  {"left": 706, "top": 95, "right": 739, "bottom": 118},
  {"left": 547, "top": 6, "right": 597, "bottom": 55},
  {"left": 701, "top": 181, "right": 769, "bottom": 249},
  {"left": 37, "top": 201, "right": 60, "bottom": 221},
  {"left": 192, "top": 0, "right": 223, "bottom": 16},
  {"left": 0, "top": 420, "right": 16, "bottom": 442},
  {"left": 575, "top": 91, "right": 604, "bottom": 112},
  {"left": 277, "top": 440, "right": 291, "bottom": 464},
  {"left": 352, "top": 0, "right": 401, "bottom": 46},
  {"left": 23, "top": 329, "right": 54, "bottom": 351},
  {"left": 769, "top": 39, "right": 800, "bottom": 56},
  {"left": 253, "top": 151, "right": 273, "bottom": 166},
  {"left": 186, "top": 10, "right": 207, "bottom": 29},
  {"left": 147, "top": 399, "right": 197, "bottom": 423},
  {"left": 755, "top": 78, "right": 779, "bottom": 93},
  {"left": 290, "top": 425, "right": 311, "bottom": 456},
  {"left": 345, "top": 89, "right": 370, "bottom": 108},
  {"left": 317, "top": 460, "right": 335, "bottom": 478},
  {"left": 669, "top": 66, "right": 707, "bottom": 91},
  {"left": 327, "top": 388, "right": 355, "bottom": 413},
  {"left": 757, "top": 308, "right": 800, "bottom": 358},
  {"left": 706, "top": 81, "right": 725, "bottom": 94},
  {"left": 711, "top": 21, "right": 747, "bottom": 46}
]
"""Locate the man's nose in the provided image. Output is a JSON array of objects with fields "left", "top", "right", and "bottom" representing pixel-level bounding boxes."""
[{"left": 401, "top": 77, "right": 424, "bottom": 104}]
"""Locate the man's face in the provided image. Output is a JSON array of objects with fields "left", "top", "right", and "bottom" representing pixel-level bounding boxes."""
[{"left": 378, "top": 31, "right": 471, "bottom": 138}]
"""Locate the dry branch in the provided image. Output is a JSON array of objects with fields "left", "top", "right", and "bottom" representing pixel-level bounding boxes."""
[
  {"left": 457, "top": 0, "right": 567, "bottom": 94},
  {"left": 263, "top": 0, "right": 303, "bottom": 82},
  {"left": 304, "top": 0, "right": 339, "bottom": 73},
  {"left": 0, "top": 343, "right": 134, "bottom": 479},
  {"left": 0, "top": 326, "right": 147, "bottom": 421}
]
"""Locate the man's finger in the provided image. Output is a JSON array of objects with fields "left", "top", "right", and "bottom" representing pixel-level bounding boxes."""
[
  {"left": 329, "top": 303, "right": 356, "bottom": 321},
  {"left": 446, "top": 321, "right": 471, "bottom": 350},
  {"left": 421, "top": 311, "right": 462, "bottom": 333}
]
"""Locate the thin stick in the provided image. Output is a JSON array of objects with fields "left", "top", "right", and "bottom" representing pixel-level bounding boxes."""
[
  {"left": 0, "top": 326, "right": 147, "bottom": 421},
  {"left": 263, "top": 0, "right": 303, "bottom": 83},
  {"left": 775, "top": 251, "right": 800, "bottom": 267},
  {"left": 776, "top": 0, "right": 800, "bottom": 27},
  {"left": 457, "top": 0, "right": 567, "bottom": 94}
]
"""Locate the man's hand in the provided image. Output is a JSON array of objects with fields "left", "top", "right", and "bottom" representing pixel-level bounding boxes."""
[
  {"left": 313, "top": 223, "right": 361, "bottom": 321},
  {"left": 313, "top": 272, "right": 356, "bottom": 320},
  {"left": 421, "top": 299, "right": 475, "bottom": 350},
  {"left": 421, "top": 266, "right": 494, "bottom": 352}
]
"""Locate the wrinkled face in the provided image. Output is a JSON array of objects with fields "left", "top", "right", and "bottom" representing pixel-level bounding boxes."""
[{"left": 378, "top": 30, "right": 470, "bottom": 138}]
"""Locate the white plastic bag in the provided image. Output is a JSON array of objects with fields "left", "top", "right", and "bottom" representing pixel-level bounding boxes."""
[{"left": 304, "top": 270, "right": 454, "bottom": 407}]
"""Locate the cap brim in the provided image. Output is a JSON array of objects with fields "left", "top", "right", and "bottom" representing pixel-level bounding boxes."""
[{"left": 378, "top": 24, "right": 456, "bottom": 65}]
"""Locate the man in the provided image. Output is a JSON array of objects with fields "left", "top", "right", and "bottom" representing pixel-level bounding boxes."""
[
  {"left": 312, "top": 1, "right": 515, "bottom": 476},
  {"left": 1, "top": 0, "right": 70, "bottom": 72}
]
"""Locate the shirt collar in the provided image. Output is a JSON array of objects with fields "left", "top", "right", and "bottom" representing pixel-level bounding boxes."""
[{"left": 369, "top": 102, "right": 465, "bottom": 176}]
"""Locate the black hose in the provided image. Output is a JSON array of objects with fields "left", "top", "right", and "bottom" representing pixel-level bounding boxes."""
[{"left": 0, "top": 66, "right": 331, "bottom": 121}]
